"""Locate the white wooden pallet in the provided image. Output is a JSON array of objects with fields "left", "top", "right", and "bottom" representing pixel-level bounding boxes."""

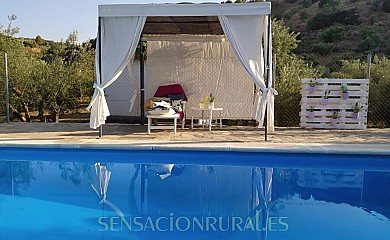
[{"left": 300, "top": 78, "right": 369, "bottom": 129}]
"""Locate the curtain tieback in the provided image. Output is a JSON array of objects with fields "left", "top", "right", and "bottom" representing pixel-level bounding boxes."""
[
  {"left": 86, "top": 84, "right": 105, "bottom": 111},
  {"left": 94, "top": 83, "right": 105, "bottom": 96},
  {"left": 265, "top": 87, "right": 278, "bottom": 96}
]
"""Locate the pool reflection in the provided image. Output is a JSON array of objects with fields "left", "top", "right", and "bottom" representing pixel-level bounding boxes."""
[{"left": 0, "top": 160, "right": 390, "bottom": 240}]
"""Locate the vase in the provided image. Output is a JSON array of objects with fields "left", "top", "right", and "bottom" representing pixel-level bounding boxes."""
[
  {"left": 208, "top": 102, "right": 215, "bottom": 109},
  {"left": 308, "top": 112, "right": 315, "bottom": 119},
  {"left": 322, "top": 98, "right": 329, "bottom": 105},
  {"left": 309, "top": 86, "right": 315, "bottom": 93},
  {"left": 342, "top": 92, "right": 349, "bottom": 100},
  {"left": 330, "top": 118, "right": 337, "bottom": 126},
  {"left": 352, "top": 112, "right": 359, "bottom": 119}
]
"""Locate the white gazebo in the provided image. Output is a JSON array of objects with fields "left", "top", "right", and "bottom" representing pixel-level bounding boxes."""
[{"left": 87, "top": 2, "right": 275, "bottom": 138}]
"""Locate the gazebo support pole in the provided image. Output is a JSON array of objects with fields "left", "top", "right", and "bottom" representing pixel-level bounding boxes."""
[
  {"left": 98, "top": 17, "right": 103, "bottom": 138},
  {"left": 264, "top": 14, "right": 272, "bottom": 141},
  {"left": 99, "top": 126, "right": 103, "bottom": 138},
  {"left": 139, "top": 39, "right": 145, "bottom": 125}
]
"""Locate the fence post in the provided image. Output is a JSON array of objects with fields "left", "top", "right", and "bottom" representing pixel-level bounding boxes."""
[
  {"left": 4, "top": 52, "right": 10, "bottom": 123},
  {"left": 367, "top": 53, "right": 372, "bottom": 80}
]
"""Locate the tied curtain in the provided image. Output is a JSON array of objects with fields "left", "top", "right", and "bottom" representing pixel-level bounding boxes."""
[
  {"left": 88, "top": 13, "right": 275, "bottom": 130},
  {"left": 218, "top": 15, "right": 277, "bottom": 131},
  {"left": 87, "top": 16, "right": 146, "bottom": 129}
]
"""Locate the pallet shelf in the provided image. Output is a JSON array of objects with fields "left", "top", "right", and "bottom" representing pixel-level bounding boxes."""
[{"left": 300, "top": 78, "right": 369, "bottom": 129}]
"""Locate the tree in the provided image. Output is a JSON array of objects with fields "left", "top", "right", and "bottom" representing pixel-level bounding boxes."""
[
  {"left": 1, "top": 14, "right": 20, "bottom": 37},
  {"left": 320, "top": 25, "right": 345, "bottom": 43},
  {"left": 1, "top": 31, "right": 95, "bottom": 122},
  {"left": 38, "top": 41, "right": 95, "bottom": 122},
  {"left": 67, "top": 30, "right": 79, "bottom": 44},
  {"left": 0, "top": 32, "right": 38, "bottom": 122},
  {"left": 35, "top": 35, "right": 44, "bottom": 46},
  {"left": 330, "top": 56, "right": 390, "bottom": 127},
  {"left": 272, "top": 19, "right": 319, "bottom": 126}
]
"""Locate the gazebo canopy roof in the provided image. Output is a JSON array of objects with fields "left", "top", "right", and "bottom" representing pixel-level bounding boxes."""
[{"left": 98, "top": 3, "right": 271, "bottom": 35}]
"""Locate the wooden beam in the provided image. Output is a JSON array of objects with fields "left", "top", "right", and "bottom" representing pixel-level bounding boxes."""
[{"left": 143, "top": 16, "right": 223, "bottom": 35}]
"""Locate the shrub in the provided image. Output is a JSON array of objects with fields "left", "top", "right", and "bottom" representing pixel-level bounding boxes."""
[
  {"left": 282, "top": 8, "right": 297, "bottom": 20},
  {"left": 300, "top": 0, "right": 313, "bottom": 8},
  {"left": 358, "top": 28, "right": 383, "bottom": 52},
  {"left": 372, "top": 0, "right": 383, "bottom": 11},
  {"left": 325, "top": 58, "right": 342, "bottom": 73},
  {"left": 331, "top": 56, "right": 390, "bottom": 127},
  {"left": 284, "top": 0, "right": 300, "bottom": 3},
  {"left": 370, "top": 15, "right": 379, "bottom": 25},
  {"left": 312, "top": 42, "right": 334, "bottom": 55},
  {"left": 299, "top": 10, "right": 310, "bottom": 20},
  {"left": 23, "top": 41, "right": 35, "bottom": 48},
  {"left": 385, "top": 46, "right": 390, "bottom": 56},
  {"left": 383, "top": 0, "right": 390, "bottom": 12},
  {"left": 318, "top": 0, "right": 340, "bottom": 8},
  {"left": 274, "top": 56, "right": 319, "bottom": 126},
  {"left": 35, "top": 35, "right": 44, "bottom": 46},
  {"left": 307, "top": 11, "right": 333, "bottom": 29},
  {"left": 358, "top": 36, "right": 382, "bottom": 52},
  {"left": 334, "top": 9, "right": 360, "bottom": 25},
  {"left": 320, "top": 25, "right": 345, "bottom": 43},
  {"left": 307, "top": 8, "right": 360, "bottom": 30}
]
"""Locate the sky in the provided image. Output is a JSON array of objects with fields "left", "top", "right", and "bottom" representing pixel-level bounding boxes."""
[{"left": 1, "top": 0, "right": 220, "bottom": 42}]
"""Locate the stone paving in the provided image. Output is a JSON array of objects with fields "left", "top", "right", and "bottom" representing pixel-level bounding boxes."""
[{"left": 0, "top": 122, "right": 389, "bottom": 154}]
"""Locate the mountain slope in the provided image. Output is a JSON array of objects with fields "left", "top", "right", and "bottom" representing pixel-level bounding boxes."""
[{"left": 272, "top": 0, "right": 390, "bottom": 59}]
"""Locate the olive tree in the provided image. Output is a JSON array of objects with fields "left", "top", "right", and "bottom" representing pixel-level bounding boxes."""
[
  {"left": 1, "top": 29, "right": 95, "bottom": 122},
  {"left": 273, "top": 19, "right": 319, "bottom": 126},
  {"left": 331, "top": 56, "right": 390, "bottom": 127}
]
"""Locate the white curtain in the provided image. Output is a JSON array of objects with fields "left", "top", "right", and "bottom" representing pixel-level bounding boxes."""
[
  {"left": 218, "top": 15, "right": 277, "bottom": 131},
  {"left": 127, "top": 60, "right": 139, "bottom": 112},
  {"left": 87, "top": 16, "right": 146, "bottom": 129}
]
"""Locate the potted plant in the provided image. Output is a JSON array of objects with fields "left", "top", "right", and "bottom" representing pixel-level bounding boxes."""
[
  {"left": 207, "top": 93, "right": 215, "bottom": 108},
  {"left": 308, "top": 79, "right": 319, "bottom": 93},
  {"left": 330, "top": 111, "right": 338, "bottom": 126},
  {"left": 308, "top": 106, "right": 315, "bottom": 119},
  {"left": 352, "top": 103, "right": 363, "bottom": 119},
  {"left": 341, "top": 84, "right": 349, "bottom": 100},
  {"left": 322, "top": 90, "right": 331, "bottom": 105}
]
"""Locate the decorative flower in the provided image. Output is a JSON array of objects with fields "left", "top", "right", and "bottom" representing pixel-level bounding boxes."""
[
  {"left": 309, "top": 79, "right": 319, "bottom": 87},
  {"left": 352, "top": 103, "right": 363, "bottom": 113},
  {"left": 341, "top": 84, "right": 348, "bottom": 93},
  {"left": 331, "top": 111, "right": 339, "bottom": 119},
  {"left": 208, "top": 93, "right": 215, "bottom": 103}
]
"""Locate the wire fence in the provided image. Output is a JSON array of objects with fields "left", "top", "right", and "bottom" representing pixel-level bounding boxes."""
[
  {"left": 275, "top": 53, "right": 390, "bottom": 128},
  {"left": 1, "top": 51, "right": 390, "bottom": 128}
]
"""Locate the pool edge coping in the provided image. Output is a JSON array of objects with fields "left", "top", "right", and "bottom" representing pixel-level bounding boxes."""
[{"left": 0, "top": 143, "right": 389, "bottom": 156}]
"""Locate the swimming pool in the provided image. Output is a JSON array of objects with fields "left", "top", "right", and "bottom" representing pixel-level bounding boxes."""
[{"left": 0, "top": 147, "right": 389, "bottom": 240}]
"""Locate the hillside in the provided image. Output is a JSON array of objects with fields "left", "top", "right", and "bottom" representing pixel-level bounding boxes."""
[{"left": 272, "top": 0, "right": 390, "bottom": 62}]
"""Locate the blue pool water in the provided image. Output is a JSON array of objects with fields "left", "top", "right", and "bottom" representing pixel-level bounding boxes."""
[{"left": 0, "top": 147, "right": 390, "bottom": 240}]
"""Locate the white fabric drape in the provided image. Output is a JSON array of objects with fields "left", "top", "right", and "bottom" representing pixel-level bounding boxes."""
[
  {"left": 127, "top": 60, "right": 139, "bottom": 112},
  {"left": 87, "top": 16, "right": 146, "bottom": 129},
  {"left": 218, "top": 15, "right": 277, "bottom": 131}
]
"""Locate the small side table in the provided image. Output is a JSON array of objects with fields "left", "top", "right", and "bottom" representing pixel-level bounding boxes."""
[{"left": 190, "top": 107, "right": 223, "bottom": 131}]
